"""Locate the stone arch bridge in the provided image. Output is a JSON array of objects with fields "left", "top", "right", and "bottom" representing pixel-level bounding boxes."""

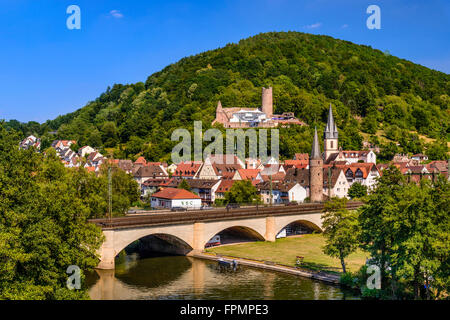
[{"left": 90, "top": 202, "right": 362, "bottom": 269}]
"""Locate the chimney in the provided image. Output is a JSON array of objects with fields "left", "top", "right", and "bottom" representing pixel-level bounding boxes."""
[{"left": 262, "top": 87, "right": 273, "bottom": 119}]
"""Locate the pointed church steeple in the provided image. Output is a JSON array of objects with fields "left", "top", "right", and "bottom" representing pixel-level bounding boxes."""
[
  {"left": 324, "top": 104, "right": 338, "bottom": 139},
  {"left": 311, "top": 127, "right": 321, "bottom": 160}
]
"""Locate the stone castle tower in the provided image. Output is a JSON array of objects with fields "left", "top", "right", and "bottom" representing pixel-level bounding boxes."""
[
  {"left": 323, "top": 104, "right": 339, "bottom": 162},
  {"left": 261, "top": 87, "right": 273, "bottom": 119},
  {"left": 215, "top": 101, "right": 227, "bottom": 124},
  {"left": 309, "top": 127, "right": 323, "bottom": 202}
]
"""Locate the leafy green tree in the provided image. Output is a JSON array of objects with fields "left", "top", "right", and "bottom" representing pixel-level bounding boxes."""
[
  {"left": 425, "top": 140, "right": 448, "bottom": 160},
  {"left": 126, "top": 136, "right": 144, "bottom": 156},
  {"left": 378, "top": 142, "right": 399, "bottom": 161},
  {"left": 358, "top": 165, "right": 406, "bottom": 295},
  {"left": 0, "top": 124, "right": 104, "bottom": 299},
  {"left": 101, "top": 122, "right": 119, "bottom": 147},
  {"left": 322, "top": 197, "right": 360, "bottom": 273},
  {"left": 359, "top": 166, "right": 450, "bottom": 299},
  {"left": 348, "top": 182, "right": 368, "bottom": 199},
  {"left": 87, "top": 129, "right": 102, "bottom": 148},
  {"left": 224, "top": 180, "right": 259, "bottom": 204},
  {"left": 178, "top": 179, "right": 191, "bottom": 191},
  {"left": 97, "top": 163, "right": 140, "bottom": 217}
]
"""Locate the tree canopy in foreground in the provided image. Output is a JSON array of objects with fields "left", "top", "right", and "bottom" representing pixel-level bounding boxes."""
[{"left": 0, "top": 124, "right": 138, "bottom": 299}]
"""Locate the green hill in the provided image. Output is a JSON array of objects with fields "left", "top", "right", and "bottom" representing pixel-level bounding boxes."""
[{"left": 7, "top": 32, "right": 450, "bottom": 161}]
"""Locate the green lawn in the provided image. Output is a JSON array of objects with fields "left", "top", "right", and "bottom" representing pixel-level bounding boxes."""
[{"left": 205, "top": 234, "right": 367, "bottom": 274}]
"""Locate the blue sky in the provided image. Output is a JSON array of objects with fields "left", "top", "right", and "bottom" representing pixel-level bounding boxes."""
[{"left": 0, "top": 0, "right": 449, "bottom": 122}]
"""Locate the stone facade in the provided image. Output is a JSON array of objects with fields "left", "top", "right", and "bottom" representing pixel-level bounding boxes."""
[{"left": 309, "top": 127, "right": 323, "bottom": 202}]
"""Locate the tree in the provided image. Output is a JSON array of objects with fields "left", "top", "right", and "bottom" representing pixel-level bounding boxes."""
[
  {"left": 97, "top": 163, "right": 140, "bottom": 217},
  {"left": 126, "top": 136, "right": 144, "bottom": 156},
  {"left": 358, "top": 165, "right": 406, "bottom": 295},
  {"left": 87, "top": 129, "right": 102, "bottom": 148},
  {"left": 425, "top": 140, "right": 448, "bottom": 161},
  {"left": 178, "top": 179, "right": 191, "bottom": 191},
  {"left": 378, "top": 142, "right": 399, "bottom": 161},
  {"left": 322, "top": 197, "right": 360, "bottom": 273},
  {"left": 224, "top": 180, "right": 259, "bottom": 204},
  {"left": 0, "top": 124, "right": 104, "bottom": 299},
  {"left": 348, "top": 182, "right": 368, "bottom": 199},
  {"left": 359, "top": 166, "right": 450, "bottom": 299},
  {"left": 100, "top": 122, "right": 119, "bottom": 147}
]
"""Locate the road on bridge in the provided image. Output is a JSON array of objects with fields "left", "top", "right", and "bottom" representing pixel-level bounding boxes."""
[{"left": 89, "top": 201, "right": 363, "bottom": 230}]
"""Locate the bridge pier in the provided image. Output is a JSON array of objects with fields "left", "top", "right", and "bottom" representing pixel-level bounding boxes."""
[
  {"left": 97, "top": 230, "right": 116, "bottom": 270},
  {"left": 265, "top": 216, "right": 276, "bottom": 242},
  {"left": 192, "top": 222, "right": 205, "bottom": 254}
]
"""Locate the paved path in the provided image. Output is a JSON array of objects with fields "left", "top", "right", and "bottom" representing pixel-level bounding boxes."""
[{"left": 194, "top": 252, "right": 341, "bottom": 285}]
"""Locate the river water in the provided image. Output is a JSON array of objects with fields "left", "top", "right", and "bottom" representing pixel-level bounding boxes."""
[{"left": 86, "top": 254, "right": 359, "bottom": 300}]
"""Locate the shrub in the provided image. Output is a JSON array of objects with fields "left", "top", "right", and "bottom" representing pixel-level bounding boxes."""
[
  {"left": 340, "top": 272, "right": 359, "bottom": 289},
  {"left": 361, "top": 287, "right": 382, "bottom": 300}
]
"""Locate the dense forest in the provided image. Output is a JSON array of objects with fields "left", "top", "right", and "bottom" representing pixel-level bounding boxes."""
[{"left": 6, "top": 32, "right": 450, "bottom": 161}]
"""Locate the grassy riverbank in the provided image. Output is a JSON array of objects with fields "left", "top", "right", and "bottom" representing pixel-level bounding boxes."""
[{"left": 205, "top": 234, "right": 367, "bottom": 274}]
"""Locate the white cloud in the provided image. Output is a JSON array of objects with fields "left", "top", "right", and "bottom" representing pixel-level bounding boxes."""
[
  {"left": 304, "top": 22, "right": 322, "bottom": 29},
  {"left": 109, "top": 10, "right": 123, "bottom": 18},
  {"left": 341, "top": 24, "right": 349, "bottom": 29}
]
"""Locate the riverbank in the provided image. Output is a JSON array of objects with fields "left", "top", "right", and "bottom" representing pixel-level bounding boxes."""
[
  {"left": 194, "top": 252, "right": 341, "bottom": 285},
  {"left": 205, "top": 234, "right": 367, "bottom": 274}
]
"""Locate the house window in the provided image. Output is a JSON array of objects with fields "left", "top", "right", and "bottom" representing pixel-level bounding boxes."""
[{"left": 330, "top": 141, "right": 333, "bottom": 148}]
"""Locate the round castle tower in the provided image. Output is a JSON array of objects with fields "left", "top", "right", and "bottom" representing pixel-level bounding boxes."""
[
  {"left": 309, "top": 127, "right": 323, "bottom": 202},
  {"left": 261, "top": 87, "right": 273, "bottom": 119}
]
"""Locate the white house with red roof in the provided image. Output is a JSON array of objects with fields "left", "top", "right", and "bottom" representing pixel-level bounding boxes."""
[
  {"left": 150, "top": 187, "right": 201, "bottom": 209},
  {"left": 20, "top": 135, "right": 41, "bottom": 150},
  {"left": 232, "top": 169, "right": 263, "bottom": 185},
  {"left": 78, "top": 145, "right": 96, "bottom": 157}
]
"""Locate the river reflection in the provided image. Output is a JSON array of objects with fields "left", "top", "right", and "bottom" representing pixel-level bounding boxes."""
[{"left": 86, "top": 254, "right": 359, "bottom": 300}]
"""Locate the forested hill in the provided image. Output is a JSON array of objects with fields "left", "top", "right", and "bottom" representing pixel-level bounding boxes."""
[{"left": 8, "top": 32, "right": 450, "bottom": 161}]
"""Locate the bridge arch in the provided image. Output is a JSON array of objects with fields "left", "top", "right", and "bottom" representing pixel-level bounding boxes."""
[
  {"left": 202, "top": 218, "right": 267, "bottom": 249},
  {"left": 274, "top": 214, "right": 323, "bottom": 237},
  {"left": 107, "top": 224, "right": 196, "bottom": 261},
  {"left": 204, "top": 225, "right": 265, "bottom": 247}
]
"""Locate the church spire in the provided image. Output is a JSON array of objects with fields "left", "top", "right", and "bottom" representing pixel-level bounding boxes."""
[
  {"left": 324, "top": 103, "right": 338, "bottom": 139},
  {"left": 311, "top": 127, "right": 321, "bottom": 159}
]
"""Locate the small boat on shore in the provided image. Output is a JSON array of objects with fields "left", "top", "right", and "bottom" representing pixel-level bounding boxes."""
[{"left": 218, "top": 258, "right": 238, "bottom": 271}]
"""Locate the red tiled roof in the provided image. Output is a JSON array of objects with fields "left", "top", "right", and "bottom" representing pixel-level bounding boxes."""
[
  {"left": 174, "top": 161, "right": 202, "bottom": 177},
  {"left": 237, "top": 169, "right": 260, "bottom": 180},
  {"left": 283, "top": 160, "right": 308, "bottom": 169},
  {"left": 151, "top": 187, "right": 200, "bottom": 200},
  {"left": 261, "top": 172, "right": 286, "bottom": 182},
  {"left": 216, "top": 180, "right": 235, "bottom": 193},
  {"left": 293, "top": 153, "right": 309, "bottom": 161},
  {"left": 135, "top": 156, "right": 147, "bottom": 165},
  {"left": 332, "top": 163, "right": 378, "bottom": 179}
]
